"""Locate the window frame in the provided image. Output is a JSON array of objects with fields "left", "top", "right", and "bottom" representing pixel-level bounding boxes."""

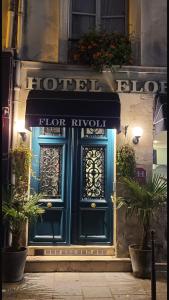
[{"left": 69, "top": 0, "right": 128, "bottom": 39}]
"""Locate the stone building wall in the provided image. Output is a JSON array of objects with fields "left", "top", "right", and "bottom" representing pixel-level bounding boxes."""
[
  {"left": 140, "top": 0, "right": 167, "bottom": 66},
  {"left": 21, "top": 0, "right": 59, "bottom": 62},
  {"left": 117, "top": 92, "right": 153, "bottom": 179},
  {"left": 20, "top": 0, "right": 167, "bottom": 66},
  {"left": 115, "top": 90, "right": 166, "bottom": 262},
  {"left": 129, "top": 0, "right": 167, "bottom": 66}
]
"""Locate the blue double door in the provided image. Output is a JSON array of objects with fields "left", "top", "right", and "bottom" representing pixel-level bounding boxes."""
[{"left": 29, "top": 127, "right": 115, "bottom": 245}]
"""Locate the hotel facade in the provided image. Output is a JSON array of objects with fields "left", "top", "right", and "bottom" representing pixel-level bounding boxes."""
[{"left": 2, "top": 0, "right": 167, "bottom": 269}]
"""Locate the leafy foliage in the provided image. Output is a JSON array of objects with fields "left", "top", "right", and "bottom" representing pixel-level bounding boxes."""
[
  {"left": 117, "top": 144, "right": 136, "bottom": 178},
  {"left": 71, "top": 30, "right": 132, "bottom": 71},
  {"left": 2, "top": 184, "right": 44, "bottom": 250},
  {"left": 3, "top": 145, "right": 44, "bottom": 251},
  {"left": 115, "top": 174, "right": 167, "bottom": 249},
  {"left": 10, "top": 145, "right": 32, "bottom": 193}
]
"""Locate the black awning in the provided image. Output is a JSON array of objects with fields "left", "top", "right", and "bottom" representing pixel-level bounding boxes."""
[
  {"left": 25, "top": 91, "right": 120, "bottom": 130},
  {"left": 153, "top": 93, "right": 167, "bottom": 135}
]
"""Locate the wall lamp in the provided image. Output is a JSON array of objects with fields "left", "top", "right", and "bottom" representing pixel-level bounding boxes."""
[
  {"left": 19, "top": 131, "right": 27, "bottom": 142},
  {"left": 132, "top": 127, "right": 143, "bottom": 144},
  {"left": 16, "top": 120, "right": 27, "bottom": 142}
]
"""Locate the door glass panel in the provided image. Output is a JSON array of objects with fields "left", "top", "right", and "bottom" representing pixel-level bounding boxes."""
[
  {"left": 40, "top": 127, "right": 65, "bottom": 136},
  {"left": 40, "top": 145, "right": 62, "bottom": 197},
  {"left": 82, "top": 146, "right": 105, "bottom": 198},
  {"left": 82, "top": 128, "right": 106, "bottom": 137}
]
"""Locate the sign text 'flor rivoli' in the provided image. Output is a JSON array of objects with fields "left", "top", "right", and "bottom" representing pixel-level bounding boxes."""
[
  {"left": 26, "top": 77, "right": 167, "bottom": 93},
  {"left": 38, "top": 117, "right": 107, "bottom": 128}
]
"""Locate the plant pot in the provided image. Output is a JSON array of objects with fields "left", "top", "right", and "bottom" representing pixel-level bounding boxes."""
[
  {"left": 2, "top": 247, "right": 27, "bottom": 282},
  {"left": 129, "top": 244, "right": 152, "bottom": 278}
]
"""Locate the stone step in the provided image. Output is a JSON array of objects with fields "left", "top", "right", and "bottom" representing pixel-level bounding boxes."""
[
  {"left": 28, "top": 245, "right": 115, "bottom": 256},
  {"left": 25, "top": 256, "right": 132, "bottom": 272}
]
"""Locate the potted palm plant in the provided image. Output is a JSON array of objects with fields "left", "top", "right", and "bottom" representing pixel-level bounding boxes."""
[
  {"left": 115, "top": 174, "right": 167, "bottom": 278},
  {"left": 2, "top": 184, "right": 44, "bottom": 282},
  {"left": 2, "top": 144, "right": 44, "bottom": 282}
]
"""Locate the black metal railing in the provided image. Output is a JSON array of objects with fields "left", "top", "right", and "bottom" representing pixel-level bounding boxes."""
[{"left": 151, "top": 230, "right": 156, "bottom": 300}]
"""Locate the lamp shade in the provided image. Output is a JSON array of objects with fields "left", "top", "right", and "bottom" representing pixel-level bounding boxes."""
[
  {"left": 16, "top": 120, "right": 26, "bottom": 132},
  {"left": 132, "top": 127, "right": 143, "bottom": 137}
]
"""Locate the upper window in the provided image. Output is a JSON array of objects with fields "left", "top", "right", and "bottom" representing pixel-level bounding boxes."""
[{"left": 71, "top": 0, "right": 127, "bottom": 39}]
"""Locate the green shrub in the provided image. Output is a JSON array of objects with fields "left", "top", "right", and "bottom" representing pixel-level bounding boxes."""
[{"left": 117, "top": 143, "right": 136, "bottom": 178}]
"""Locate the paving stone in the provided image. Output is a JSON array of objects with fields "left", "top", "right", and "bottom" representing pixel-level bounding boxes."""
[
  {"left": 54, "top": 286, "right": 82, "bottom": 296},
  {"left": 80, "top": 281, "right": 109, "bottom": 287},
  {"left": 112, "top": 295, "right": 151, "bottom": 300},
  {"left": 141, "top": 279, "right": 167, "bottom": 296},
  {"left": 84, "top": 298, "right": 113, "bottom": 300},
  {"left": 82, "top": 286, "right": 112, "bottom": 298},
  {"left": 110, "top": 283, "right": 147, "bottom": 295},
  {"left": 79, "top": 272, "right": 107, "bottom": 281},
  {"left": 2, "top": 272, "right": 167, "bottom": 300},
  {"left": 105, "top": 274, "right": 143, "bottom": 283},
  {"left": 54, "top": 272, "right": 80, "bottom": 281},
  {"left": 156, "top": 294, "right": 167, "bottom": 300},
  {"left": 52, "top": 297, "right": 83, "bottom": 300}
]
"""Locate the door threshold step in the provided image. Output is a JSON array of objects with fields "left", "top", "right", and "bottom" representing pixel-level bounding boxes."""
[
  {"left": 28, "top": 245, "right": 115, "bottom": 256},
  {"left": 25, "top": 256, "right": 131, "bottom": 272}
]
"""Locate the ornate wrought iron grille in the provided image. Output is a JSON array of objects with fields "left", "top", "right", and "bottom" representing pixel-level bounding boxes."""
[
  {"left": 83, "top": 128, "right": 106, "bottom": 138},
  {"left": 82, "top": 146, "right": 105, "bottom": 198},
  {"left": 40, "top": 145, "right": 62, "bottom": 197},
  {"left": 40, "top": 127, "right": 64, "bottom": 136}
]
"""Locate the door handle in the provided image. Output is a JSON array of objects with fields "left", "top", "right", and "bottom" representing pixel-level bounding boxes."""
[
  {"left": 47, "top": 202, "right": 52, "bottom": 208},
  {"left": 90, "top": 202, "right": 96, "bottom": 208}
]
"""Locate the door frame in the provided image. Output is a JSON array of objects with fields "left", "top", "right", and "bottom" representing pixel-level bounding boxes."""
[{"left": 29, "top": 127, "right": 116, "bottom": 245}]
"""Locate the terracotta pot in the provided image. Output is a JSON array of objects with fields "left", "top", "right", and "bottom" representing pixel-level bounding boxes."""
[
  {"left": 2, "top": 247, "right": 27, "bottom": 282},
  {"left": 129, "top": 244, "right": 152, "bottom": 278}
]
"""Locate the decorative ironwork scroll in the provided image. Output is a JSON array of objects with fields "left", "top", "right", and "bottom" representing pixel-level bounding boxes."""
[
  {"left": 40, "top": 145, "right": 62, "bottom": 197},
  {"left": 82, "top": 146, "right": 105, "bottom": 198},
  {"left": 40, "top": 127, "right": 64, "bottom": 136}
]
